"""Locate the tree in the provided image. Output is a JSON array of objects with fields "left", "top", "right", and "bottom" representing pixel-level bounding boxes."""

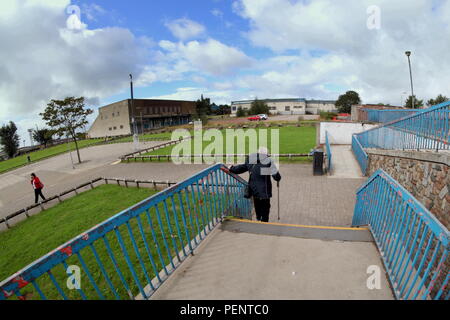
[
  {"left": 236, "top": 106, "right": 246, "bottom": 117},
  {"left": 427, "top": 94, "right": 449, "bottom": 107},
  {"left": 215, "top": 104, "right": 231, "bottom": 115},
  {"left": 40, "top": 97, "right": 93, "bottom": 163},
  {"left": 404, "top": 95, "right": 423, "bottom": 109},
  {"left": 33, "top": 128, "right": 54, "bottom": 147},
  {"left": 0, "top": 121, "right": 20, "bottom": 158},
  {"left": 249, "top": 99, "right": 269, "bottom": 115},
  {"left": 335, "top": 90, "right": 361, "bottom": 113},
  {"left": 195, "top": 94, "right": 212, "bottom": 116}
]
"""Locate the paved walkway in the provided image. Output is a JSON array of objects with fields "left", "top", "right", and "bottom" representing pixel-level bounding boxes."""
[
  {"left": 150, "top": 221, "right": 393, "bottom": 300},
  {"left": 0, "top": 141, "right": 365, "bottom": 230},
  {"left": 329, "top": 145, "right": 364, "bottom": 179}
]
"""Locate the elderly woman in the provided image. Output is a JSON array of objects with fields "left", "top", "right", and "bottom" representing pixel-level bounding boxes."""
[{"left": 229, "top": 147, "right": 281, "bottom": 222}]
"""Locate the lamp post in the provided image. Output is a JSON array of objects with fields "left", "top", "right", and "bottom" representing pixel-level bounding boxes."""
[
  {"left": 130, "top": 74, "right": 139, "bottom": 150},
  {"left": 405, "top": 51, "right": 415, "bottom": 108},
  {"left": 27, "top": 129, "right": 34, "bottom": 146}
]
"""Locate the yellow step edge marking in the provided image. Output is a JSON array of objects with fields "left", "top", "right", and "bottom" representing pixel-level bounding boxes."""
[{"left": 226, "top": 218, "right": 368, "bottom": 231}]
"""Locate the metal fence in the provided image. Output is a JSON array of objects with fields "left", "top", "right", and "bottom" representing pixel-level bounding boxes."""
[
  {"left": 351, "top": 135, "right": 368, "bottom": 175},
  {"left": 352, "top": 169, "right": 449, "bottom": 300},
  {"left": 325, "top": 131, "right": 332, "bottom": 173},
  {"left": 0, "top": 164, "right": 252, "bottom": 300},
  {"left": 352, "top": 101, "right": 450, "bottom": 174},
  {"left": 363, "top": 109, "right": 420, "bottom": 123}
]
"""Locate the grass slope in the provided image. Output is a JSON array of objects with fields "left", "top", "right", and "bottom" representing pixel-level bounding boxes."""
[
  {"left": 0, "top": 139, "right": 102, "bottom": 174},
  {"left": 0, "top": 182, "right": 225, "bottom": 300}
]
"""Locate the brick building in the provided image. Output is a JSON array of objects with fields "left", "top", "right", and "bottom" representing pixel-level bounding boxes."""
[{"left": 87, "top": 99, "right": 196, "bottom": 138}]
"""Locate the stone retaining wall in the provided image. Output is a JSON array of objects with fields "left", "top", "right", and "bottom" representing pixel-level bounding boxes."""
[{"left": 366, "top": 149, "right": 449, "bottom": 229}]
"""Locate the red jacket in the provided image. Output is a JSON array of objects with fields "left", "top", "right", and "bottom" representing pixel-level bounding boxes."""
[{"left": 31, "top": 177, "right": 44, "bottom": 189}]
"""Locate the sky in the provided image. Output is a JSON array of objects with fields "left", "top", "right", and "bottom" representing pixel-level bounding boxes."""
[{"left": 1, "top": 0, "right": 450, "bottom": 145}]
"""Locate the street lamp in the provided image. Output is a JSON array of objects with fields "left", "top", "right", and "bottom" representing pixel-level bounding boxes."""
[
  {"left": 27, "top": 129, "right": 34, "bottom": 146},
  {"left": 405, "top": 51, "right": 415, "bottom": 108},
  {"left": 130, "top": 74, "right": 139, "bottom": 150}
]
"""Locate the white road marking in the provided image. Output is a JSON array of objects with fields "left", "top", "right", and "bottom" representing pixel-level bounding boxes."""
[{"left": 111, "top": 160, "right": 121, "bottom": 165}]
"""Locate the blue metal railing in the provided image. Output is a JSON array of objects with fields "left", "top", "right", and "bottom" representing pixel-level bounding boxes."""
[
  {"left": 325, "top": 131, "right": 332, "bottom": 173},
  {"left": 353, "top": 169, "right": 449, "bottom": 300},
  {"left": 352, "top": 134, "right": 368, "bottom": 174},
  {"left": 364, "top": 109, "right": 420, "bottom": 123},
  {"left": 353, "top": 101, "right": 450, "bottom": 174},
  {"left": 0, "top": 164, "right": 252, "bottom": 300}
]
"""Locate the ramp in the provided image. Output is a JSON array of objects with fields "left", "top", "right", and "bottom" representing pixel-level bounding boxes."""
[
  {"left": 329, "top": 145, "right": 364, "bottom": 178},
  {"left": 150, "top": 220, "right": 394, "bottom": 300}
]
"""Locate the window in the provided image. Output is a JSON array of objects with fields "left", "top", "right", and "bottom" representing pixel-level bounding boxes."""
[
  {"left": 109, "top": 127, "right": 112, "bottom": 131},
  {"left": 269, "top": 107, "right": 276, "bottom": 110},
  {"left": 112, "top": 112, "right": 115, "bottom": 117},
  {"left": 113, "top": 126, "right": 117, "bottom": 130},
  {"left": 285, "top": 106, "right": 290, "bottom": 111},
  {"left": 232, "top": 106, "right": 237, "bottom": 111},
  {"left": 120, "top": 125, "right": 124, "bottom": 129}
]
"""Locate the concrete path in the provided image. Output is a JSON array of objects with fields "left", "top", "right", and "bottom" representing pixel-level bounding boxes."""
[
  {"left": 150, "top": 222, "right": 394, "bottom": 300},
  {"left": 0, "top": 140, "right": 366, "bottom": 230},
  {"left": 329, "top": 145, "right": 364, "bottom": 178}
]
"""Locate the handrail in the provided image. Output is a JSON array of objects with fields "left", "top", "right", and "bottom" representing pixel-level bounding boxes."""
[
  {"left": 352, "top": 101, "right": 449, "bottom": 174},
  {"left": 0, "top": 164, "right": 252, "bottom": 300},
  {"left": 362, "top": 109, "right": 420, "bottom": 123},
  {"left": 353, "top": 169, "right": 449, "bottom": 300},
  {"left": 351, "top": 134, "right": 368, "bottom": 174},
  {"left": 357, "top": 101, "right": 449, "bottom": 136},
  {"left": 325, "top": 131, "right": 332, "bottom": 172},
  {"left": 357, "top": 101, "right": 450, "bottom": 140}
]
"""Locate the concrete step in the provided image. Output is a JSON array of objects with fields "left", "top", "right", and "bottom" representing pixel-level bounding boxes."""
[
  {"left": 222, "top": 218, "right": 373, "bottom": 242},
  {"left": 150, "top": 222, "right": 394, "bottom": 300}
]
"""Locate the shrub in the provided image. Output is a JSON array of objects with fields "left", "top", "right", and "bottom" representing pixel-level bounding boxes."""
[
  {"left": 236, "top": 107, "right": 246, "bottom": 117},
  {"left": 319, "top": 111, "right": 338, "bottom": 120}
]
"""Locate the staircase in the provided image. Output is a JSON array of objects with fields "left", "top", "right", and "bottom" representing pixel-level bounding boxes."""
[{"left": 150, "top": 219, "right": 394, "bottom": 300}]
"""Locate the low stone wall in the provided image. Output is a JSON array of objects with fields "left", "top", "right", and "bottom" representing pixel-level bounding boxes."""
[{"left": 366, "top": 149, "right": 449, "bottom": 229}]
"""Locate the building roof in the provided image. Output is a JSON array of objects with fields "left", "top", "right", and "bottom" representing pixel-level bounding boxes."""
[
  {"left": 231, "top": 98, "right": 336, "bottom": 104},
  {"left": 99, "top": 98, "right": 196, "bottom": 110}
]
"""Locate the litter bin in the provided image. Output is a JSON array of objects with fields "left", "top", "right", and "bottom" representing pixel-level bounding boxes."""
[{"left": 312, "top": 148, "right": 324, "bottom": 176}]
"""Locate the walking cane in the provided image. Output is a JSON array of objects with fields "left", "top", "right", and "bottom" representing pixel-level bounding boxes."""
[{"left": 277, "top": 181, "right": 280, "bottom": 221}]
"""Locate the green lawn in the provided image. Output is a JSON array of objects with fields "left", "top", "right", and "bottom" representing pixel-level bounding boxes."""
[
  {"left": 0, "top": 183, "right": 221, "bottom": 300},
  {"left": 141, "top": 126, "right": 316, "bottom": 163},
  {"left": 0, "top": 139, "right": 103, "bottom": 174}
]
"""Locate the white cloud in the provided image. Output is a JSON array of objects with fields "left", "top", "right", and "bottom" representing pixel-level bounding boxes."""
[
  {"left": 231, "top": 0, "right": 450, "bottom": 104},
  {"left": 158, "top": 39, "right": 253, "bottom": 76},
  {"left": 165, "top": 18, "right": 206, "bottom": 40},
  {"left": 148, "top": 87, "right": 237, "bottom": 105},
  {"left": 0, "top": 0, "right": 152, "bottom": 143},
  {"left": 211, "top": 9, "right": 224, "bottom": 18}
]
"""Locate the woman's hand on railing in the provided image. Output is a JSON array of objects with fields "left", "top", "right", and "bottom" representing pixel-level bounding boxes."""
[{"left": 221, "top": 166, "right": 230, "bottom": 174}]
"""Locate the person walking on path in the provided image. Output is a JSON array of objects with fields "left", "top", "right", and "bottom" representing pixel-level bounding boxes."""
[
  {"left": 229, "top": 147, "right": 281, "bottom": 222},
  {"left": 31, "top": 173, "right": 46, "bottom": 204}
]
